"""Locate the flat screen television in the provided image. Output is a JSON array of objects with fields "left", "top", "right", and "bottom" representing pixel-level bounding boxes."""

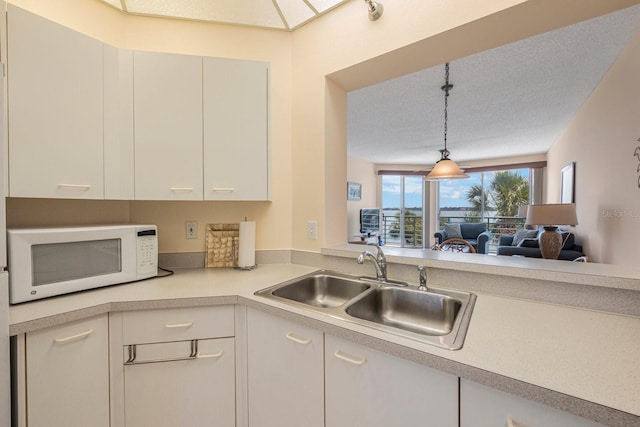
[{"left": 360, "top": 208, "right": 381, "bottom": 234}]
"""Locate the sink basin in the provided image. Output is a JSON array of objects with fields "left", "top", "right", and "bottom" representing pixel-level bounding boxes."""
[
  {"left": 255, "top": 270, "right": 476, "bottom": 350},
  {"left": 345, "top": 288, "right": 461, "bottom": 336},
  {"left": 271, "top": 274, "right": 370, "bottom": 308}
]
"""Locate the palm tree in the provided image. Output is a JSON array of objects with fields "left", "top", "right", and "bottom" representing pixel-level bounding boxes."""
[
  {"left": 466, "top": 184, "right": 494, "bottom": 221},
  {"left": 490, "top": 171, "right": 529, "bottom": 216}
]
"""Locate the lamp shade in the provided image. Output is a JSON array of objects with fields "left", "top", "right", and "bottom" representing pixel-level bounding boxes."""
[
  {"left": 425, "top": 159, "right": 469, "bottom": 180},
  {"left": 525, "top": 203, "right": 578, "bottom": 227}
]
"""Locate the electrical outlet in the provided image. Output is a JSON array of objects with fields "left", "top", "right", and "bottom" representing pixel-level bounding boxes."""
[
  {"left": 307, "top": 220, "right": 318, "bottom": 239},
  {"left": 185, "top": 221, "right": 198, "bottom": 239}
]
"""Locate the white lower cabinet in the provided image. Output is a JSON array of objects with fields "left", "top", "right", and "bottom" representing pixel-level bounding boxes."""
[
  {"left": 246, "top": 308, "right": 324, "bottom": 427},
  {"left": 25, "top": 315, "right": 110, "bottom": 427},
  {"left": 110, "top": 306, "right": 236, "bottom": 427},
  {"left": 245, "top": 310, "right": 457, "bottom": 427},
  {"left": 460, "top": 379, "right": 606, "bottom": 427},
  {"left": 123, "top": 338, "right": 236, "bottom": 427},
  {"left": 325, "top": 334, "right": 458, "bottom": 427}
]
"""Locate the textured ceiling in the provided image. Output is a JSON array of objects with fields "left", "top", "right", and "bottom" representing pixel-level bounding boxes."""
[
  {"left": 347, "top": 4, "right": 640, "bottom": 166},
  {"left": 98, "top": 0, "right": 349, "bottom": 30}
]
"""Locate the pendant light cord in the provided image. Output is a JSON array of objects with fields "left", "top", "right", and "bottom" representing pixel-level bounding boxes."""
[{"left": 442, "top": 62, "right": 452, "bottom": 158}]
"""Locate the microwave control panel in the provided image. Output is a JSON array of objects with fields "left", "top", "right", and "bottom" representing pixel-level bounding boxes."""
[{"left": 137, "top": 228, "right": 158, "bottom": 276}]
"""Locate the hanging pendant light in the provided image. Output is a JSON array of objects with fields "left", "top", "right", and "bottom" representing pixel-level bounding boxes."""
[{"left": 425, "top": 63, "right": 469, "bottom": 180}]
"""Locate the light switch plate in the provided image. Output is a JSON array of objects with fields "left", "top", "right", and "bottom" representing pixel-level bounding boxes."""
[{"left": 307, "top": 220, "right": 318, "bottom": 239}]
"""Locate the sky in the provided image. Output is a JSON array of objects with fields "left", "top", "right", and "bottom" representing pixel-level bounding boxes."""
[{"left": 381, "top": 169, "right": 528, "bottom": 209}]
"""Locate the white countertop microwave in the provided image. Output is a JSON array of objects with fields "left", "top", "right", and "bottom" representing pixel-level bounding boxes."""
[{"left": 7, "top": 224, "right": 158, "bottom": 304}]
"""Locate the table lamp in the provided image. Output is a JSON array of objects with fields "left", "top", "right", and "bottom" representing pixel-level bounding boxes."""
[{"left": 525, "top": 203, "right": 578, "bottom": 259}]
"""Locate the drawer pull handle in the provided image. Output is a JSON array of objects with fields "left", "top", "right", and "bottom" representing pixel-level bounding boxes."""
[
  {"left": 125, "top": 340, "right": 204, "bottom": 365},
  {"left": 334, "top": 349, "right": 367, "bottom": 366},
  {"left": 170, "top": 187, "right": 194, "bottom": 192},
  {"left": 212, "top": 187, "right": 235, "bottom": 193},
  {"left": 286, "top": 332, "right": 311, "bottom": 345},
  {"left": 54, "top": 329, "right": 93, "bottom": 344},
  {"left": 507, "top": 418, "right": 531, "bottom": 427},
  {"left": 165, "top": 322, "right": 194, "bottom": 329},
  {"left": 58, "top": 184, "right": 91, "bottom": 191},
  {"left": 196, "top": 350, "right": 223, "bottom": 359}
]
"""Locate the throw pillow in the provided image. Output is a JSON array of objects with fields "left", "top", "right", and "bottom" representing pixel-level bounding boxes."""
[
  {"left": 444, "top": 223, "right": 462, "bottom": 239},
  {"left": 518, "top": 238, "right": 539, "bottom": 248},
  {"left": 560, "top": 232, "right": 575, "bottom": 250},
  {"left": 512, "top": 229, "right": 538, "bottom": 246}
]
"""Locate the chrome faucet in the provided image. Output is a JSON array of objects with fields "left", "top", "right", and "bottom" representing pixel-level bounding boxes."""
[
  {"left": 357, "top": 244, "right": 387, "bottom": 282},
  {"left": 417, "top": 265, "right": 428, "bottom": 291}
]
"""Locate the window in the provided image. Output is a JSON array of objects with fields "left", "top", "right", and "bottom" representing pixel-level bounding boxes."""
[
  {"left": 438, "top": 167, "right": 533, "bottom": 248},
  {"left": 381, "top": 175, "right": 424, "bottom": 248}
]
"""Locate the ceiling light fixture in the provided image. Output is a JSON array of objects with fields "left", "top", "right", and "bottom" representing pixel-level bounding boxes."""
[
  {"left": 425, "top": 62, "right": 470, "bottom": 180},
  {"left": 364, "top": 0, "right": 384, "bottom": 21}
]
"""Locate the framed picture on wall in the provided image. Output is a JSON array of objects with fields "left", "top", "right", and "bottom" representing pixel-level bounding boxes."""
[
  {"left": 347, "top": 182, "right": 362, "bottom": 201},
  {"left": 560, "top": 161, "right": 575, "bottom": 203}
]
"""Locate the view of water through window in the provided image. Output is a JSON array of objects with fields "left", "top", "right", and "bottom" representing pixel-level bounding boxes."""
[{"left": 381, "top": 168, "right": 530, "bottom": 249}]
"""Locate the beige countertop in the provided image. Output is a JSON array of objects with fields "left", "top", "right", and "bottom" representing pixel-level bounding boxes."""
[{"left": 9, "top": 263, "right": 640, "bottom": 425}]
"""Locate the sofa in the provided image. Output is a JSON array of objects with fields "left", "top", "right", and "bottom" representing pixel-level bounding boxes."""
[
  {"left": 496, "top": 228, "right": 584, "bottom": 260},
  {"left": 434, "top": 222, "right": 492, "bottom": 254}
]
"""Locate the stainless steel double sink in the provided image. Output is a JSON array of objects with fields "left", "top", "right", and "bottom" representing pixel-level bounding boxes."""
[{"left": 254, "top": 271, "right": 476, "bottom": 350}]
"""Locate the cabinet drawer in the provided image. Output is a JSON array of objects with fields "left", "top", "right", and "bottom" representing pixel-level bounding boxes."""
[
  {"left": 123, "top": 338, "right": 235, "bottom": 427},
  {"left": 121, "top": 306, "right": 234, "bottom": 344}
]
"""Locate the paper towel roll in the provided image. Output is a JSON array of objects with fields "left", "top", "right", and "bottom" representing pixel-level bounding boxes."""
[{"left": 238, "top": 221, "right": 256, "bottom": 267}]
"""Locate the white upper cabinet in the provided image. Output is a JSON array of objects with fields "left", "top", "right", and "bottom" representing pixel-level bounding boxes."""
[
  {"left": 8, "top": 5, "right": 105, "bottom": 199},
  {"left": 104, "top": 46, "right": 134, "bottom": 200},
  {"left": 204, "top": 58, "right": 269, "bottom": 201},
  {"left": 6, "top": 6, "right": 269, "bottom": 201},
  {"left": 133, "top": 51, "right": 203, "bottom": 200}
]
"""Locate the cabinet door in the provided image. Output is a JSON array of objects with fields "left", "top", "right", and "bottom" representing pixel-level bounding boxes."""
[
  {"left": 104, "top": 45, "right": 134, "bottom": 200},
  {"left": 203, "top": 58, "right": 269, "bottom": 201},
  {"left": 134, "top": 51, "right": 203, "bottom": 200},
  {"left": 247, "top": 309, "right": 324, "bottom": 427},
  {"left": 26, "top": 315, "right": 109, "bottom": 427},
  {"left": 124, "top": 338, "right": 235, "bottom": 427},
  {"left": 325, "top": 334, "right": 458, "bottom": 427},
  {"left": 8, "top": 5, "right": 104, "bottom": 199},
  {"left": 460, "top": 380, "right": 606, "bottom": 427}
]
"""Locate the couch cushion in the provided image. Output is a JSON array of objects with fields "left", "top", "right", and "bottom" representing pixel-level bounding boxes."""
[
  {"left": 444, "top": 223, "right": 462, "bottom": 239},
  {"left": 512, "top": 229, "right": 538, "bottom": 246},
  {"left": 459, "top": 222, "right": 487, "bottom": 239}
]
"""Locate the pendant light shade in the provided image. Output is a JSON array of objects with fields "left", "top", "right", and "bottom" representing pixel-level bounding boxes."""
[
  {"left": 426, "top": 152, "right": 470, "bottom": 180},
  {"left": 425, "top": 63, "right": 469, "bottom": 181}
]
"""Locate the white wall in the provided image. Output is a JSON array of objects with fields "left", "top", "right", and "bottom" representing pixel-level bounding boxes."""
[
  {"left": 547, "top": 28, "right": 640, "bottom": 265},
  {"left": 346, "top": 156, "right": 377, "bottom": 241}
]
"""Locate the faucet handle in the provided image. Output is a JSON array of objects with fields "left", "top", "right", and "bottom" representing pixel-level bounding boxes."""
[{"left": 417, "top": 265, "right": 428, "bottom": 291}]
